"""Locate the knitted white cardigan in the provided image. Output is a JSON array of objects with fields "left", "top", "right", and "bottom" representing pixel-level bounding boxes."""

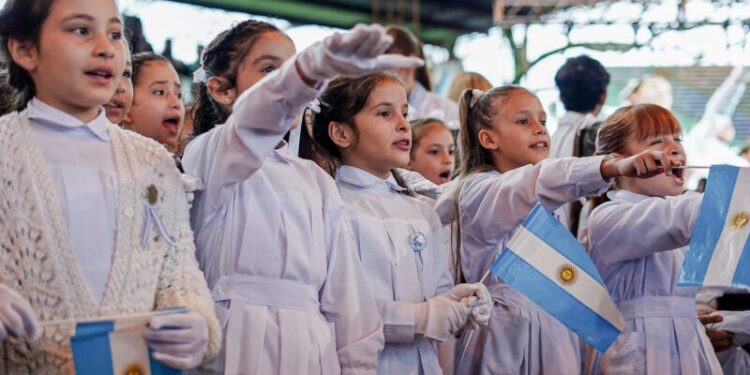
[{"left": 0, "top": 111, "right": 221, "bottom": 374}]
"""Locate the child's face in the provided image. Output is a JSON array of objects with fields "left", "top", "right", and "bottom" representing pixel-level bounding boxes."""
[
  {"left": 621, "top": 132, "right": 686, "bottom": 197},
  {"left": 346, "top": 80, "right": 411, "bottom": 178},
  {"left": 234, "top": 31, "right": 296, "bottom": 98},
  {"left": 409, "top": 123, "right": 455, "bottom": 185},
  {"left": 124, "top": 61, "right": 184, "bottom": 152},
  {"left": 104, "top": 60, "right": 133, "bottom": 124},
  {"left": 19, "top": 0, "right": 126, "bottom": 121},
  {"left": 485, "top": 91, "right": 549, "bottom": 172}
]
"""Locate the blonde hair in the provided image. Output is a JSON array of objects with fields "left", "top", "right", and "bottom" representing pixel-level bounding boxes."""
[{"left": 448, "top": 72, "right": 492, "bottom": 102}]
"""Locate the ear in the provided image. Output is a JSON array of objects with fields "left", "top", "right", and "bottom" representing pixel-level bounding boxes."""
[
  {"left": 206, "top": 76, "right": 237, "bottom": 107},
  {"left": 7, "top": 37, "right": 39, "bottom": 73},
  {"left": 478, "top": 128, "right": 499, "bottom": 152},
  {"left": 328, "top": 121, "right": 354, "bottom": 149}
]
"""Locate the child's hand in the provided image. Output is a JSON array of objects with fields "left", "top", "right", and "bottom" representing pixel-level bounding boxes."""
[
  {"left": 699, "top": 313, "right": 735, "bottom": 352},
  {"left": 295, "top": 24, "right": 424, "bottom": 84},
  {"left": 600, "top": 150, "right": 674, "bottom": 179}
]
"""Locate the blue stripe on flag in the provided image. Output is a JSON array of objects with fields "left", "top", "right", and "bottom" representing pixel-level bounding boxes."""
[
  {"left": 72, "top": 321, "right": 115, "bottom": 375},
  {"left": 522, "top": 204, "right": 605, "bottom": 285},
  {"left": 149, "top": 348, "right": 184, "bottom": 375},
  {"left": 490, "top": 249, "right": 621, "bottom": 352},
  {"left": 679, "top": 165, "right": 739, "bottom": 285},
  {"left": 732, "top": 234, "right": 750, "bottom": 286}
]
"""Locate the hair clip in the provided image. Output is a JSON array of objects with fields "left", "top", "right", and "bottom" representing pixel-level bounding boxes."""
[
  {"left": 307, "top": 98, "right": 330, "bottom": 114},
  {"left": 469, "top": 89, "right": 485, "bottom": 108}
]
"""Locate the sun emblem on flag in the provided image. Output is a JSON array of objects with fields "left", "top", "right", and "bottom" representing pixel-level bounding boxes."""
[
  {"left": 730, "top": 212, "right": 749, "bottom": 230},
  {"left": 123, "top": 364, "right": 144, "bottom": 375},
  {"left": 557, "top": 263, "right": 577, "bottom": 286}
]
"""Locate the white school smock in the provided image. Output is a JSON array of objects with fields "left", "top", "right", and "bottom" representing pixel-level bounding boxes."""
[
  {"left": 28, "top": 98, "right": 117, "bottom": 303},
  {"left": 586, "top": 190, "right": 721, "bottom": 374},
  {"left": 444, "top": 156, "right": 611, "bottom": 375},
  {"left": 182, "top": 60, "right": 384, "bottom": 375},
  {"left": 407, "top": 82, "right": 459, "bottom": 130},
  {"left": 335, "top": 166, "right": 453, "bottom": 375}
]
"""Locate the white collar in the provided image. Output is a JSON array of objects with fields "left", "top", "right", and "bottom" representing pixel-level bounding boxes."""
[
  {"left": 336, "top": 165, "right": 406, "bottom": 193},
  {"left": 606, "top": 189, "right": 654, "bottom": 203},
  {"left": 26, "top": 98, "right": 111, "bottom": 141}
]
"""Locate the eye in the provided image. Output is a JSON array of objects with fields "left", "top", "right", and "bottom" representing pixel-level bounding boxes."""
[
  {"left": 402, "top": 111, "right": 409, "bottom": 118},
  {"left": 673, "top": 136, "right": 682, "bottom": 143},
  {"left": 109, "top": 31, "right": 122, "bottom": 40},
  {"left": 261, "top": 66, "right": 275, "bottom": 74},
  {"left": 72, "top": 27, "right": 89, "bottom": 35},
  {"left": 152, "top": 90, "right": 165, "bottom": 96},
  {"left": 517, "top": 118, "right": 529, "bottom": 125},
  {"left": 428, "top": 149, "right": 440, "bottom": 156},
  {"left": 649, "top": 139, "right": 663, "bottom": 146},
  {"left": 122, "top": 70, "right": 132, "bottom": 79},
  {"left": 540, "top": 119, "right": 547, "bottom": 127},
  {"left": 377, "top": 111, "right": 390, "bottom": 118},
  {"left": 448, "top": 148, "right": 455, "bottom": 156},
  {"left": 176, "top": 92, "right": 183, "bottom": 100}
]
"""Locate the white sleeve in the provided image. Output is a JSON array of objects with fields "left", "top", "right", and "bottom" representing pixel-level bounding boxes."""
[
  {"left": 461, "top": 156, "right": 611, "bottom": 243},
  {"left": 588, "top": 193, "right": 703, "bottom": 264},
  {"left": 182, "top": 58, "right": 319, "bottom": 211}
]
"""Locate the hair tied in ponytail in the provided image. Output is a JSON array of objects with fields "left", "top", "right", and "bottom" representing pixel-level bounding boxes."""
[{"left": 469, "top": 89, "right": 484, "bottom": 108}]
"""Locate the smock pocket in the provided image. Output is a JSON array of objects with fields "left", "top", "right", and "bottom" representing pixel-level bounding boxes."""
[{"left": 481, "top": 303, "right": 531, "bottom": 375}]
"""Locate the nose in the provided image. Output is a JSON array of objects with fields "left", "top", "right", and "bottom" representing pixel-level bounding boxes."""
[
  {"left": 397, "top": 113, "right": 410, "bottom": 133},
  {"left": 93, "top": 33, "right": 116, "bottom": 60},
  {"left": 441, "top": 150, "right": 453, "bottom": 164},
  {"left": 532, "top": 120, "right": 547, "bottom": 135}
]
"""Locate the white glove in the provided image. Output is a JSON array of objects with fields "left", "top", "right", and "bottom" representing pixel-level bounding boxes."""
[
  {"left": 416, "top": 295, "right": 471, "bottom": 342},
  {"left": 296, "top": 23, "right": 424, "bottom": 82},
  {"left": 468, "top": 283, "right": 492, "bottom": 329},
  {"left": 0, "top": 284, "right": 39, "bottom": 341},
  {"left": 145, "top": 311, "right": 208, "bottom": 370}
]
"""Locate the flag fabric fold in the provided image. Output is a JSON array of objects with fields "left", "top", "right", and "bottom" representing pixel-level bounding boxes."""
[
  {"left": 71, "top": 308, "right": 186, "bottom": 375},
  {"left": 489, "top": 204, "right": 625, "bottom": 352},
  {"left": 679, "top": 165, "right": 750, "bottom": 288}
]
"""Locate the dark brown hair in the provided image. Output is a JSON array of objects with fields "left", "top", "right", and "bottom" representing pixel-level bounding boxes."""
[
  {"left": 300, "top": 72, "right": 406, "bottom": 178},
  {"left": 385, "top": 25, "right": 431, "bottom": 92},
  {"left": 0, "top": 0, "right": 55, "bottom": 109},
  {"left": 193, "top": 20, "right": 282, "bottom": 137},
  {"left": 130, "top": 52, "right": 169, "bottom": 87},
  {"left": 457, "top": 85, "right": 534, "bottom": 176}
]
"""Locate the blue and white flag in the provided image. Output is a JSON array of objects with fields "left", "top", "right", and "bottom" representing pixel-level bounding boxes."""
[
  {"left": 489, "top": 204, "right": 625, "bottom": 352},
  {"left": 679, "top": 165, "right": 750, "bottom": 288},
  {"left": 71, "top": 308, "right": 186, "bottom": 375}
]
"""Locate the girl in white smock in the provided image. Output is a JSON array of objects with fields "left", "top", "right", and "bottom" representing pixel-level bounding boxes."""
[
  {"left": 182, "top": 22, "right": 423, "bottom": 374},
  {"left": 302, "top": 73, "right": 492, "bottom": 374},
  {"left": 586, "top": 104, "right": 722, "bottom": 374},
  {"left": 436, "top": 87, "right": 676, "bottom": 374}
]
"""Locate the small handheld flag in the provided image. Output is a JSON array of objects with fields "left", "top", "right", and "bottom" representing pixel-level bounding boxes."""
[
  {"left": 69, "top": 308, "right": 187, "bottom": 375},
  {"left": 679, "top": 165, "right": 750, "bottom": 288},
  {"left": 489, "top": 204, "right": 625, "bottom": 352}
]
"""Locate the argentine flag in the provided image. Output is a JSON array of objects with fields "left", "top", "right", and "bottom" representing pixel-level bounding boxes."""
[
  {"left": 71, "top": 308, "right": 185, "bottom": 375},
  {"left": 679, "top": 165, "right": 750, "bottom": 288},
  {"left": 489, "top": 204, "right": 625, "bottom": 352}
]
